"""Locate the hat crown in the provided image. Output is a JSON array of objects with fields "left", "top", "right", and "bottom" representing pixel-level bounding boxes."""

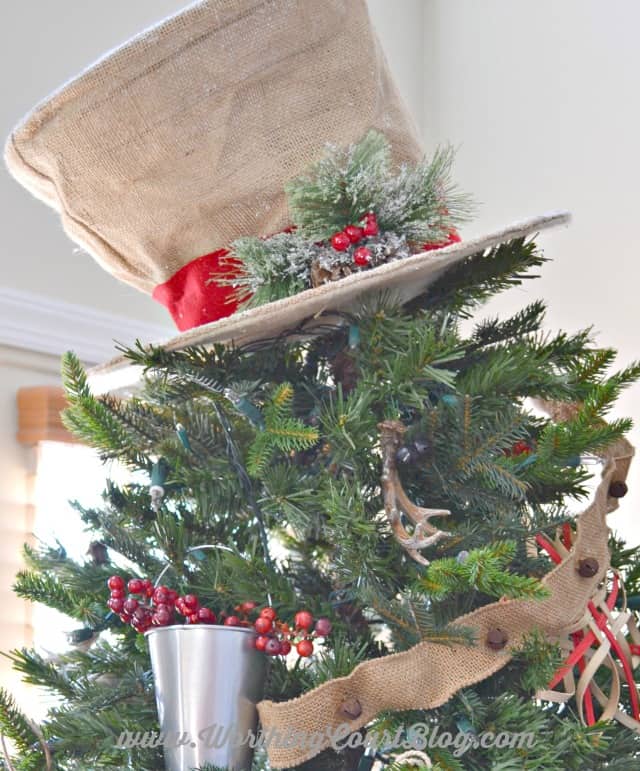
[{"left": 5, "top": 0, "right": 422, "bottom": 309}]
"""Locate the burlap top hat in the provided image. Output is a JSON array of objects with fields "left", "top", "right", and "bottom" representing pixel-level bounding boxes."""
[{"left": 5, "top": 0, "right": 568, "bottom": 391}]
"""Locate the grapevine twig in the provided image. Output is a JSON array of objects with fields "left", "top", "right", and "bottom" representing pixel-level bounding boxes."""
[{"left": 1, "top": 735, "right": 17, "bottom": 771}]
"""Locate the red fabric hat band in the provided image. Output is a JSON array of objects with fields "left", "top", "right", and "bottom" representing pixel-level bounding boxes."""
[{"left": 152, "top": 250, "right": 241, "bottom": 332}]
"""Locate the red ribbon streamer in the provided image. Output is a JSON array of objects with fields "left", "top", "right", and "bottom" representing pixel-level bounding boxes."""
[{"left": 536, "top": 530, "right": 639, "bottom": 723}]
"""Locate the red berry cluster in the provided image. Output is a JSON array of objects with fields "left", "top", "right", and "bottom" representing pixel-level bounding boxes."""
[
  {"left": 422, "top": 228, "right": 461, "bottom": 252},
  {"left": 222, "top": 600, "right": 258, "bottom": 628},
  {"left": 253, "top": 607, "right": 331, "bottom": 658},
  {"left": 503, "top": 440, "right": 534, "bottom": 457},
  {"left": 330, "top": 212, "right": 379, "bottom": 267}
]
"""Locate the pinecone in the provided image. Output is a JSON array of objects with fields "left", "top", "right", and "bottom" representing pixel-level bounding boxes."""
[{"left": 311, "top": 257, "right": 353, "bottom": 287}]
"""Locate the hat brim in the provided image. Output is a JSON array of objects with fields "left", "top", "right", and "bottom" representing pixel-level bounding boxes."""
[{"left": 87, "top": 211, "right": 570, "bottom": 394}]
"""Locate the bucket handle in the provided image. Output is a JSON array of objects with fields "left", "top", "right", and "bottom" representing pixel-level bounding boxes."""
[{"left": 153, "top": 543, "right": 273, "bottom": 606}]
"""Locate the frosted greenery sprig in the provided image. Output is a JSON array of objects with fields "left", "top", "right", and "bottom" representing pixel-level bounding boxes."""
[
  {"left": 225, "top": 130, "right": 474, "bottom": 309},
  {"left": 286, "top": 129, "right": 472, "bottom": 241},
  {"left": 230, "top": 231, "right": 317, "bottom": 308}
]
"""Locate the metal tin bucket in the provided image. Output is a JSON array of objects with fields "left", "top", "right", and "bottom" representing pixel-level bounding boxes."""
[{"left": 146, "top": 624, "right": 266, "bottom": 771}]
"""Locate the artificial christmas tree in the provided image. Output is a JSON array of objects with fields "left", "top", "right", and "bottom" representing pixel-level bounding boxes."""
[
  {"left": 3, "top": 2, "right": 640, "bottom": 770},
  {"left": 2, "top": 150, "right": 640, "bottom": 767}
]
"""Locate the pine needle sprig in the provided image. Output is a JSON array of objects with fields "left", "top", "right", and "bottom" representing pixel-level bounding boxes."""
[
  {"left": 62, "top": 352, "right": 151, "bottom": 468},
  {"left": 376, "top": 144, "right": 473, "bottom": 242},
  {"left": 286, "top": 129, "right": 391, "bottom": 239},
  {"left": 307, "top": 635, "right": 371, "bottom": 688},
  {"left": 247, "top": 384, "right": 318, "bottom": 476},
  {"left": 74, "top": 503, "right": 164, "bottom": 574},
  {"left": 224, "top": 232, "right": 316, "bottom": 307},
  {"left": 13, "top": 571, "right": 86, "bottom": 621},
  {"left": 408, "top": 598, "right": 475, "bottom": 647},
  {"left": 319, "top": 383, "right": 378, "bottom": 463},
  {"left": 422, "top": 238, "right": 547, "bottom": 317},
  {"left": 470, "top": 301, "right": 547, "bottom": 349},
  {"left": 5, "top": 648, "right": 76, "bottom": 700},
  {"left": 456, "top": 344, "right": 572, "bottom": 401},
  {"left": 420, "top": 541, "right": 549, "bottom": 601},
  {"left": 119, "top": 340, "right": 236, "bottom": 377},
  {"left": 286, "top": 130, "right": 473, "bottom": 242},
  {"left": 258, "top": 463, "right": 321, "bottom": 535},
  {"left": 511, "top": 629, "right": 564, "bottom": 694},
  {"left": 535, "top": 374, "right": 636, "bottom": 463},
  {"left": 0, "top": 688, "right": 39, "bottom": 755}
]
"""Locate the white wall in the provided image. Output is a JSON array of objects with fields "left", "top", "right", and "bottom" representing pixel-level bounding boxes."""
[
  {"left": 0, "top": 347, "right": 61, "bottom": 708},
  {"left": 368, "top": 0, "right": 426, "bottom": 137},
  {"left": 423, "top": 0, "right": 640, "bottom": 544}
]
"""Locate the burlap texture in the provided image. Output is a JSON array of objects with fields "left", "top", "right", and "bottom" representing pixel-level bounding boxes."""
[
  {"left": 4, "top": 0, "right": 422, "bottom": 294},
  {"left": 257, "top": 431, "right": 633, "bottom": 768}
]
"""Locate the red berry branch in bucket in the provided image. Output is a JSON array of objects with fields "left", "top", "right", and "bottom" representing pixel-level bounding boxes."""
[
  {"left": 253, "top": 606, "right": 332, "bottom": 658},
  {"left": 106, "top": 576, "right": 331, "bottom": 657}
]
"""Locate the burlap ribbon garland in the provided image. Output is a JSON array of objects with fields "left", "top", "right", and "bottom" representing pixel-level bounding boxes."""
[{"left": 257, "top": 406, "right": 635, "bottom": 768}]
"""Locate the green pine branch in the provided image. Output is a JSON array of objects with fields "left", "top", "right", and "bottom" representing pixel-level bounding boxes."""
[
  {"left": 0, "top": 688, "right": 38, "bottom": 755},
  {"left": 286, "top": 129, "right": 391, "bottom": 238},
  {"left": 225, "top": 232, "right": 313, "bottom": 307},
  {"left": 5, "top": 649, "right": 76, "bottom": 700},
  {"left": 420, "top": 541, "right": 549, "bottom": 601},
  {"left": 247, "top": 384, "right": 318, "bottom": 476},
  {"left": 62, "top": 352, "right": 150, "bottom": 468},
  {"left": 13, "top": 571, "right": 88, "bottom": 621},
  {"left": 307, "top": 635, "right": 372, "bottom": 688},
  {"left": 422, "top": 238, "right": 547, "bottom": 317},
  {"left": 470, "top": 300, "right": 547, "bottom": 349}
]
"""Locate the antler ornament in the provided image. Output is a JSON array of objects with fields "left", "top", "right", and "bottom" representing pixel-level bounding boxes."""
[{"left": 379, "top": 419, "right": 450, "bottom": 564}]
